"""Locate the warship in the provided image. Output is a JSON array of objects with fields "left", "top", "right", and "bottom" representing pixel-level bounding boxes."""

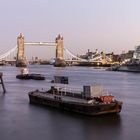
[
  {"left": 108, "top": 45, "right": 140, "bottom": 72},
  {"left": 108, "top": 59, "right": 140, "bottom": 72}
]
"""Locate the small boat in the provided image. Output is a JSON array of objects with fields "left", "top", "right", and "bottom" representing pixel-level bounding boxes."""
[
  {"left": 106, "top": 64, "right": 120, "bottom": 71},
  {"left": 28, "top": 84, "right": 122, "bottom": 116},
  {"left": 16, "top": 68, "right": 31, "bottom": 80},
  {"left": 16, "top": 74, "right": 45, "bottom": 80},
  {"left": 16, "top": 68, "right": 45, "bottom": 80},
  {"left": 16, "top": 74, "right": 32, "bottom": 80}
]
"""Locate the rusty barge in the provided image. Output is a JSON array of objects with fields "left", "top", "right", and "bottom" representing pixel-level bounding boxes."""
[{"left": 28, "top": 84, "right": 122, "bottom": 116}]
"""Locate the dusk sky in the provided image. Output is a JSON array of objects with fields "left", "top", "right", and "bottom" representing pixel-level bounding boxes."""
[{"left": 1, "top": 0, "right": 140, "bottom": 59}]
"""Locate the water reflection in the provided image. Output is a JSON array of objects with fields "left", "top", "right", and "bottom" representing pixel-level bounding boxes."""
[
  {"left": 29, "top": 103, "right": 122, "bottom": 140},
  {"left": 0, "top": 65, "right": 140, "bottom": 140}
]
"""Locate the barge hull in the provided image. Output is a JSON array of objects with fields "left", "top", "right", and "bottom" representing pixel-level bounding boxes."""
[{"left": 29, "top": 94, "right": 122, "bottom": 116}]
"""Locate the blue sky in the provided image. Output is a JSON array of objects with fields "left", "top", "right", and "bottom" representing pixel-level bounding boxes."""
[{"left": 1, "top": 0, "right": 140, "bottom": 59}]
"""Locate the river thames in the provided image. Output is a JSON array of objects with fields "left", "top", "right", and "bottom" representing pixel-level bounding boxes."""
[{"left": 0, "top": 65, "right": 140, "bottom": 140}]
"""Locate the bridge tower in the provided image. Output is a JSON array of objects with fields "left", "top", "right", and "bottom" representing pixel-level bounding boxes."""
[
  {"left": 54, "top": 34, "right": 66, "bottom": 67},
  {"left": 16, "top": 33, "right": 26, "bottom": 67},
  {"left": 55, "top": 34, "right": 64, "bottom": 59}
]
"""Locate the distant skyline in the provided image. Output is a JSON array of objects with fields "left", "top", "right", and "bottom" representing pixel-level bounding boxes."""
[{"left": 1, "top": 0, "right": 140, "bottom": 59}]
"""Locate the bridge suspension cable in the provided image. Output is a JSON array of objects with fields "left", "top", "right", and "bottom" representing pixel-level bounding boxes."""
[
  {"left": 64, "top": 47, "right": 112, "bottom": 63},
  {"left": 64, "top": 47, "right": 103, "bottom": 62},
  {"left": 0, "top": 46, "right": 17, "bottom": 61},
  {"left": 64, "top": 48, "right": 80, "bottom": 59},
  {"left": 64, "top": 48, "right": 87, "bottom": 61}
]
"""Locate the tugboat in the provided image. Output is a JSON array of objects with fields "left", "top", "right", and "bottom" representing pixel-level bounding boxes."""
[
  {"left": 16, "top": 68, "right": 45, "bottom": 80},
  {"left": 28, "top": 84, "right": 122, "bottom": 116},
  {"left": 16, "top": 68, "right": 31, "bottom": 80}
]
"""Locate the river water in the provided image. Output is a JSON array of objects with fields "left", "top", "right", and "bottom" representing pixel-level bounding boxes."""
[{"left": 0, "top": 65, "right": 140, "bottom": 140}]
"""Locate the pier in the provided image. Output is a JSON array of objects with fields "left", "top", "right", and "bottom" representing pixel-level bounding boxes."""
[{"left": 0, "top": 72, "right": 6, "bottom": 93}]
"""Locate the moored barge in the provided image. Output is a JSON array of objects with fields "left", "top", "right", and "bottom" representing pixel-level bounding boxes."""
[{"left": 28, "top": 85, "right": 122, "bottom": 116}]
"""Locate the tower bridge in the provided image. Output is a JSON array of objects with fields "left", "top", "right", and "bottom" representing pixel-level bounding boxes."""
[
  {"left": 17, "top": 33, "right": 64, "bottom": 67},
  {"left": 0, "top": 33, "right": 113, "bottom": 66}
]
